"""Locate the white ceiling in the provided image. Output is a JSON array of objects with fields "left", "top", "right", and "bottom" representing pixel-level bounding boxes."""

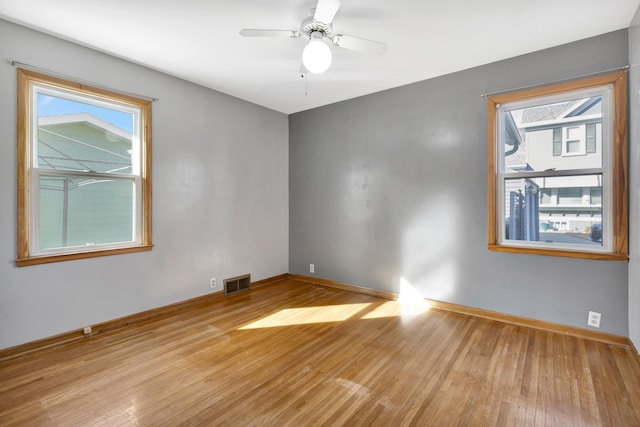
[{"left": 1, "top": 0, "right": 638, "bottom": 114}]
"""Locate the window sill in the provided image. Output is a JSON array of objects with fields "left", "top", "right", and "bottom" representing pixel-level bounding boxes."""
[
  {"left": 16, "top": 244, "right": 153, "bottom": 267},
  {"left": 488, "top": 244, "right": 628, "bottom": 262}
]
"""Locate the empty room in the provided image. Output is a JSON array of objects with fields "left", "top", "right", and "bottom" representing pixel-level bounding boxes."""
[{"left": 1, "top": 0, "right": 640, "bottom": 425}]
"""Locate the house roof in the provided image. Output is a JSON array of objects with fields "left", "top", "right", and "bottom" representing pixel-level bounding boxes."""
[
  {"left": 520, "top": 96, "right": 602, "bottom": 126},
  {"left": 521, "top": 100, "right": 582, "bottom": 123},
  {"left": 38, "top": 113, "right": 132, "bottom": 141},
  {"left": 37, "top": 113, "right": 132, "bottom": 174}
]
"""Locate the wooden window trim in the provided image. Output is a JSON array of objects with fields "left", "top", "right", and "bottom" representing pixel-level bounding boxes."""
[
  {"left": 487, "top": 71, "right": 627, "bottom": 261},
  {"left": 16, "top": 68, "right": 153, "bottom": 266}
]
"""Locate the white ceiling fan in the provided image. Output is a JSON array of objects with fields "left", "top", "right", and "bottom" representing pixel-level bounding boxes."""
[{"left": 239, "top": 0, "right": 387, "bottom": 74}]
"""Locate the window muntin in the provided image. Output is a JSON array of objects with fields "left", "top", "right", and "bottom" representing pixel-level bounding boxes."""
[
  {"left": 17, "top": 69, "right": 152, "bottom": 266},
  {"left": 487, "top": 72, "right": 627, "bottom": 260}
]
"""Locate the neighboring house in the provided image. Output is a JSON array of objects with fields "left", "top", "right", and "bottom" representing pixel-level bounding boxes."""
[
  {"left": 505, "top": 96, "right": 602, "bottom": 237},
  {"left": 37, "top": 113, "right": 133, "bottom": 250}
]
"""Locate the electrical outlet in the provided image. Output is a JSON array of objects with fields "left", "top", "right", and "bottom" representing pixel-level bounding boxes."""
[
  {"left": 83, "top": 326, "right": 92, "bottom": 335},
  {"left": 587, "top": 311, "right": 601, "bottom": 328},
  {"left": 310, "top": 264, "right": 315, "bottom": 273},
  {"left": 210, "top": 277, "right": 217, "bottom": 289}
]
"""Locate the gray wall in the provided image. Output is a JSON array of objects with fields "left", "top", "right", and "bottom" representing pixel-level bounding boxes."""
[
  {"left": 0, "top": 19, "right": 289, "bottom": 350},
  {"left": 1, "top": 18, "right": 635, "bottom": 350},
  {"left": 290, "top": 30, "right": 630, "bottom": 336},
  {"left": 629, "top": 6, "right": 640, "bottom": 350}
]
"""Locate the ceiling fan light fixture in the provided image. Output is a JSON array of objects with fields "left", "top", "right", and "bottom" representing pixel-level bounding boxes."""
[{"left": 302, "top": 32, "right": 332, "bottom": 74}]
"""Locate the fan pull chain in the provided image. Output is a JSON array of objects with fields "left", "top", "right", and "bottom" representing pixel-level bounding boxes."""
[{"left": 301, "top": 73, "right": 308, "bottom": 96}]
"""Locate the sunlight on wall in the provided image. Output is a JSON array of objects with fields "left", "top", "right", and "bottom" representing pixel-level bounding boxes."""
[
  {"left": 398, "top": 276, "right": 431, "bottom": 311},
  {"left": 238, "top": 303, "right": 371, "bottom": 329},
  {"left": 362, "top": 277, "right": 431, "bottom": 320},
  {"left": 400, "top": 193, "right": 460, "bottom": 302}
]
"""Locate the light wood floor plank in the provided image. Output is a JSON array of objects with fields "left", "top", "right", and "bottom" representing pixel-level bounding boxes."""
[{"left": 1, "top": 278, "right": 639, "bottom": 426}]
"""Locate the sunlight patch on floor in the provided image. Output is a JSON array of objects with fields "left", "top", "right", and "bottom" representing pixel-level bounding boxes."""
[{"left": 239, "top": 303, "right": 372, "bottom": 329}]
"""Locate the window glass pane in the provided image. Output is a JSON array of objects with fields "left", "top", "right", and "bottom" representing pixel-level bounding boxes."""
[
  {"left": 565, "top": 140, "right": 581, "bottom": 153},
  {"left": 539, "top": 189, "right": 552, "bottom": 205},
  {"left": 504, "top": 175, "right": 602, "bottom": 247},
  {"left": 39, "top": 175, "right": 134, "bottom": 250},
  {"left": 36, "top": 92, "right": 134, "bottom": 174},
  {"left": 502, "top": 95, "right": 602, "bottom": 173},
  {"left": 565, "top": 126, "right": 582, "bottom": 141},
  {"left": 552, "top": 128, "right": 562, "bottom": 156},
  {"left": 586, "top": 123, "right": 597, "bottom": 153},
  {"left": 590, "top": 187, "right": 602, "bottom": 205},
  {"left": 558, "top": 187, "right": 583, "bottom": 204}
]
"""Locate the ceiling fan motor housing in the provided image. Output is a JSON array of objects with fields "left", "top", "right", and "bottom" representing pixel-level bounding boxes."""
[{"left": 301, "top": 8, "right": 333, "bottom": 39}]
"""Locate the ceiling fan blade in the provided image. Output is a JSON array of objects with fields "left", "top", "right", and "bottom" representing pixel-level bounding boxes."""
[
  {"left": 314, "top": 0, "right": 340, "bottom": 24},
  {"left": 239, "top": 29, "right": 300, "bottom": 38},
  {"left": 331, "top": 34, "right": 387, "bottom": 55}
]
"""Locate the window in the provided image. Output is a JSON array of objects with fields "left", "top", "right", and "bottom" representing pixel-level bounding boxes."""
[
  {"left": 557, "top": 188, "right": 583, "bottom": 205},
  {"left": 487, "top": 72, "right": 627, "bottom": 260},
  {"left": 563, "top": 125, "right": 585, "bottom": 155},
  {"left": 17, "top": 69, "right": 152, "bottom": 266}
]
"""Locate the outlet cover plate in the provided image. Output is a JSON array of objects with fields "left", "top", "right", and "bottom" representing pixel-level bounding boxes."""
[{"left": 587, "top": 311, "right": 601, "bottom": 328}]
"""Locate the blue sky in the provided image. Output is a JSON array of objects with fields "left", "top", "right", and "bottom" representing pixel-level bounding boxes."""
[{"left": 38, "top": 94, "right": 133, "bottom": 133}]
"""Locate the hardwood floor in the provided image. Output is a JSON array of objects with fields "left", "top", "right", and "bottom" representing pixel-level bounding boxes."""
[{"left": 1, "top": 278, "right": 639, "bottom": 426}]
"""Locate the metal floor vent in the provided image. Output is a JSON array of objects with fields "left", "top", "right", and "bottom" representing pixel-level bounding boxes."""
[{"left": 224, "top": 274, "right": 251, "bottom": 296}]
